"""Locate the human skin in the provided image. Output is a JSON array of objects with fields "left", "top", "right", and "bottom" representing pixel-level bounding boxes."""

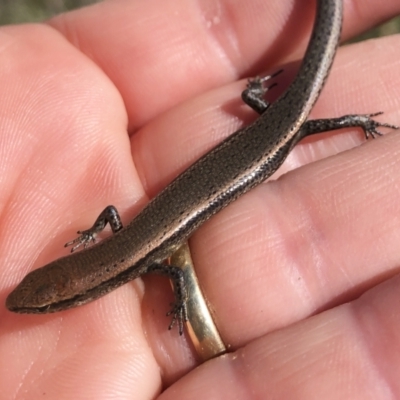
[{"left": 1, "top": 0, "right": 400, "bottom": 399}]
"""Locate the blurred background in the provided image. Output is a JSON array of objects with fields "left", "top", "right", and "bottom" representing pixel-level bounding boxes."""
[
  {"left": 0, "top": 0, "right": 399, "bottom": 39},
  {"left": 0, "top": 0, "right": 99, "bottom": 24}
]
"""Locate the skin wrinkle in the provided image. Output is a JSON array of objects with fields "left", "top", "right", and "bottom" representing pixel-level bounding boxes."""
[
  {"left": 296, "top": 200, "right": 334, "bottom": 302},
  {"left": 196, "top": 0, "right": 242, "bottom": 78},
  {"left": 272, "top": 138, "right": 399, "bottom": 311},
  {"left": 274, "top": 181, "right": 323, "bottom": 313},
  {"left": 243, "top": 308, "right": 391, "bottom": 398},
  {"left": 280, "top": 176, "right": 344, "bottom": 307},
  {"left": 49, "top": 14, "right": 80, "bottom": 55},
  {"left": 228, "top": 350, "right": 259, "bottom": 400},
  {"left": 354, "top": 282, "right": 400, "bottom": 396},
  {"left": 348, "top": 302, "right": 396, "bottom": 398},
  {"left": 349, "top": 0, "right": 363, "bottom": 24}
]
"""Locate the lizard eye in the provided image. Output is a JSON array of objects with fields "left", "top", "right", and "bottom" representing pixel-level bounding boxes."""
[{"left": 31, "top": 282, "right": 58, "bottom": 306}]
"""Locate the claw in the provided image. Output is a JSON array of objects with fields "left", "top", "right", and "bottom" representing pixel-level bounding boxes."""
[
  {"left": 64, "top": 230, "right": 97, "bottom": 253},
  {"left": 358, "top": 112, "right": 399, "bottom": 140},
  {"left": 167, "top": 302, "right": 187, "bottom": 335}
]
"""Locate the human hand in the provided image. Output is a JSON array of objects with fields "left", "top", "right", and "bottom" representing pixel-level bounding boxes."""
[{"left": 1, "top": 0, "right": 400, "bottom": 398}]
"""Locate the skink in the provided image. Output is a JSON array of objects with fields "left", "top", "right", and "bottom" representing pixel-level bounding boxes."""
[{"left": 6, "top": 0, "right": 398, "bottom": 334}]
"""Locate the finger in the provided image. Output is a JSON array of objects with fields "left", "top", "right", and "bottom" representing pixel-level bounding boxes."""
[
  {"left": 346, "top": 0, "right": 400, "bottom": 37},
  {"left": 160, "top": 273, "right": 400, "bottom": 399},
  {"left": 0, "top": 24, "right": 157, "bottom": 398},
  {"left": 0, "top": 24, "right": 135, "bottom": 277},
  {"left": 193, "top": 39, "right": 400, "bottom": 345},
  {"left": 137, "top": 35, "right": 400, "bottom": 373},
  {"left": 48, "top": 0, "right": 400, "bottom": 129},
  {"left": 134, "top": 34, "right": 400, "bottom": 199}
]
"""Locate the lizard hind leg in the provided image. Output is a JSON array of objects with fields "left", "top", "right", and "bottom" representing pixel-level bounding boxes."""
[{"left": 146, "top": 263, "right": 189, "bottom": 335}]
